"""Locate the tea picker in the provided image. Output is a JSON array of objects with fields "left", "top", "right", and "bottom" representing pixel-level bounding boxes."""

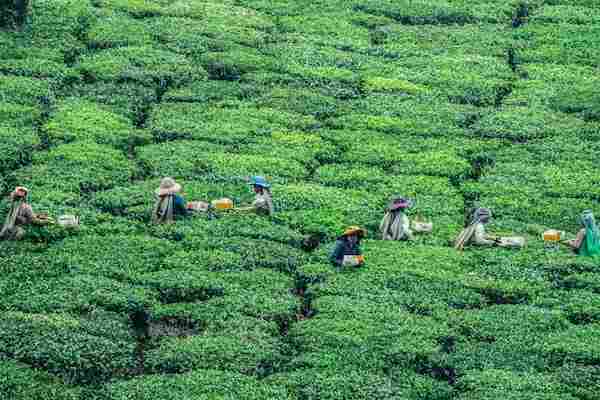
[
  {"left": 455, "top": 207, "right": 525, "bottom": 250},
  {"left": 380, "top": 196, "right": 433, "bottom": 241},
  {"left": 152, "top": 178, "right": 190, "bottom": 224},
  {"left": 330, "top": 226, "right": 366, "bottom": 269},
  {"left": 236, "top": 176, "right": 274, "bottom": 216},
  {"left": 0, "top": 186, "right": 54, "bottom": 241},
  {"left": 563, "top": 210, "right": 600, "bottom": 257}
]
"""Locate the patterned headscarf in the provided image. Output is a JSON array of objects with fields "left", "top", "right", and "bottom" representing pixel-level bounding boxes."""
[
  {"left": 578, "top": 210, "right": 600, "bottom": 257},
  {"left": 1, "top": 191, "right": 28, "bottom": 239},
  {"left": 581, "top": 210, "right": 598, "bottom": 233}
]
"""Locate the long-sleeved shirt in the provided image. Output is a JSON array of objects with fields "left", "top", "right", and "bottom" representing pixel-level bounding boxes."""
[
  {"left": 172, "top": 194, "right": 189, "bottom": 217},
  {"left": 330, "top": 239, "right": 361, "bottom": 266}
]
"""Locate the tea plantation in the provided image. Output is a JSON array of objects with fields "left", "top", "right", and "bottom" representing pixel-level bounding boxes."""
[{"left": 1, "top": 1, "right": 600, "bottom": 399}]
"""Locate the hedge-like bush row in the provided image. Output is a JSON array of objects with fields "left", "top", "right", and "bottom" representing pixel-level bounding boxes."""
[
  {"left": 0, "top": 124, "right": 39, "bottom": 172},
  {"left": 0, "top": 74, "right": 52, "bottom": 105},
  {"left": 14, "top": 142, "right": 138, "bottom": 195},
  {"left": 0, "top": 311, "right": 136, "bottom": 384},
  {"left": 103, "top": 369, "right": 292, "bottom": 400},
  {"left": 0, "top": 360, "right": 81, "bottom": 400},
  {"left": 148, "top": 102, "right": 317, "bottom": 143},
  {"left": 137, "top": 140, "right": 308, "bottom": 181},
  {"left": 44, "top": 99, "right": 151, "bottom": 150},
  {"left": 76, "top": 46, "right": 207, "bottom": 86},
  {"left": 1, "top": 0, "right": 599, "bottom": 398}
]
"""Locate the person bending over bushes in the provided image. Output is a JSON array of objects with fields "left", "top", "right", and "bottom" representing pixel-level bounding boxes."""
[
  {"left": 237, "top": 176, "right": 274, "bottom": 216},
  {"left": 152, "top": 177, "right": 189, "bottom": 224},
  {"left": 455, "top": 208, "right": 524, "bottom": 250},
  {"left": 330, "top": 226, "right": 366, "bottom": 269},
  {"left": 566, "top": 210, "right": 600, "bottom": 257},
  {"left": 380, "top": 196, "right": 414, "bottom": 241},
  {"left": 0, "top": 186, "right": 51, "bottom": 240}
]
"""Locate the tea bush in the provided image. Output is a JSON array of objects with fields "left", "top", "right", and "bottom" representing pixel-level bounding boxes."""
[
  {"left": 267, "top": 368, "right": 452, "bottom": 400},
  {"left": 64, "top": 81, "right": 157, "bottom": 121},
  {"left": 447, "top": 305, "right": 570, "bottom": 372},
  {"left": 0, "top": 124, "right": 39, "bottom": 172},
  {"left": 275, "top": 11, "right": 371, "bottom": 51},
  {"left": 162, "top": 80, "right": 263, "bottom": 103},
  {"left": 395, "top": 55, "right": 514, "bottom": 107},
  {"left": 455, "top": 369, "right": 577, "bottom": 400},
  {"left": 540, "top": 324, "right": 600, "bottom": 365},
  {"left": 465, "top": 168, "right": 598, "bottom": 230},
  {"left": 0, "top": 274, "right": 158, "bottom": 314},
  {"left": 199, "top": 48, "right": 279, "bottom": 81},
  {"left": 44, "top": 100, "right": 151, "bottom": 150},
  {"left": 29, "top": 0, "right": 94, "bottom": 50},
  {"left": 517, "top": 24, "right": 600, "bottom": 66},
  {"left": 471, "top": 107, "right": 588, "bottom": 141},
  {"left": 0, "top": 74, "right": 53, "bottom": 105},
  {"left": 137, "top": 140, "right": 307, "bottom": 181},
  {"left": 315, "top": 164, "right": 459, "bottom": 197},
  {"left": 0, "top": 51, "right": 73, "bottom": 78},
  {"left": 259, "top": 86, "right": 339, "bottom": 119},
  {"left": 148, "top": 15, "right": 268, "bottom": 53},
  {"left": 354, "top": 0, "right": 478, "bottom": 25},
  {"left": 102, "top": 0, "right": 272, "bottom": 29},
  {"left": 504, "top": 64, "right": 599, "bottom": 118},
  {"left": 87, "top": 12, "right": 154, "bottom": 49},
  {"left": 76, "top": 46, "right": 207, "bottom": 86},
  {"left": 0, "top": 102, "right": 41, "bottom": 127},
  {"left": 372, "top": 24, "right": 513, "bottom": 58},
  {"left": 532, "top": 5, "right": 600, "bottom": 25},
  {"left": 144, "top": 318, "right": 283, "bottom": 375},
  {"left": 15, "top": 142, "right": 138, "bottom": 194},
  {"left": 148, "top": 271, "right": 297, "bottom": 321},
  {"left": 0, "top": 311, "right": 136, "bottom": 384},
  {"left": 48, "top": 234, "right": 179, "bottom": 281},
  {"left": 148, "top": 102, "right": 316, "bottom": 143},
  {"left": 181, "top": 236, "right": 308, "bottom": 272},
  {"left": 0, "top": 360, "right": 82, "bottom": 400},
  {"left": 136, "top": 140, "right": 227, "bottom": 179},
  {"left": 288, "top": 295, "right": 451, "bottom": 371},
  {"left": 1, "top": 0, "right": 600, "bottom": 397},
  {"left": 103, "top": 369, "right": 292, "bottom": 400},
  {"left": 557, "top": 363, "right": 600, "bottom": 400},
  {"left": 340, "top": 137, "right": 471, "bottom": 178},
  {"left": 246, "top": 131, "right": 337, "bottom": 165}
]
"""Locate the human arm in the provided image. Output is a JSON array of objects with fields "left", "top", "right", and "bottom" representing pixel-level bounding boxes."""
[
  {"left": 473, "top": 224, "right": 498, "bottom": 246},
  {"left": 329, "top": 241, "right": 345, "bottom": 266},
  {"left": 566, "top": 229, "right": 586, "bottom": 251},
  {"left": 236, "top": 199, "right": 268, "bottom": 214}
]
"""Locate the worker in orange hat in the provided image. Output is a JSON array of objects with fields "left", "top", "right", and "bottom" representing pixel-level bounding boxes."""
[{"left": 330, "top": 226, "right": 366, "bottom": 269}]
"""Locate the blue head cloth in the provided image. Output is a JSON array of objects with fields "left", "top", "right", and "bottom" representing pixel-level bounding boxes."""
[{"left": 250, "top": 176, "right": 271, "bottom": 189}]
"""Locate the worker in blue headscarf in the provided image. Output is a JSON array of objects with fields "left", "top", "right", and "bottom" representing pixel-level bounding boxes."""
[
  {"left": 567, "top": 210, "right": 600, "bottom": 257},
  {"left": 238, "top": 176, "right": 274, "bottom": 216}
]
